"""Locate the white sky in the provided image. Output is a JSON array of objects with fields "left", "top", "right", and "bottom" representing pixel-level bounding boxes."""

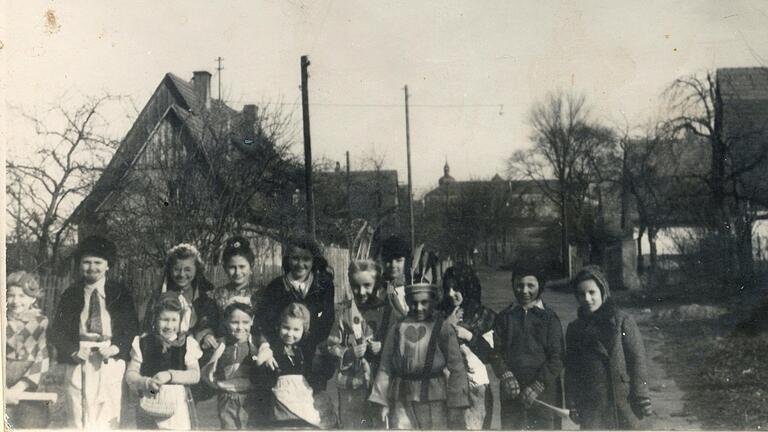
[{"left": 3, "top": 0, "right": 767, "bottom": 194}]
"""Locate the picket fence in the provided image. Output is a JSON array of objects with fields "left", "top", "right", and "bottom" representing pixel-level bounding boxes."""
[{"left": 35, "top": 245, "right": 352, "bottom": 321}]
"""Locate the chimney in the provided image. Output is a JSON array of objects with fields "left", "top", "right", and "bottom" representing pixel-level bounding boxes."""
[
  {"left": 192, "top": 71, "right": 211, "bottom": 110},
  {"left": 242, "top": 104, "right": 257, "bottom": 145}
]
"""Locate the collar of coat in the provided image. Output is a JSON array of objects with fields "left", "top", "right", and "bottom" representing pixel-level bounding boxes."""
[{"left": 577, "top": 297, "right": 619, "bottom": 322}]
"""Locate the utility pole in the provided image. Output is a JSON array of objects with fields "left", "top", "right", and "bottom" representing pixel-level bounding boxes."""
[
  {"left": 346, "top": 151, "right": 351, "bottom": 221},
  {"left": 215, "top": 56, "right": 224, "bottom": 101},
  {"left": 301, "top": 55, "right": 316, "bottom": 239},
  {"left": 404, "top": 85, "right": 415, "bottom": 251}
]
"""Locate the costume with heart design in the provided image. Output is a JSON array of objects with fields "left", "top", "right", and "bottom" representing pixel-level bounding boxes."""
[{"left": 369, "top": 315, "right": 470, "bottom": 429}]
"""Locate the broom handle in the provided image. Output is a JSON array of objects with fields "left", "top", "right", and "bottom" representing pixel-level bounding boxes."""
[{"left": 533, "top": 399, "right": 571, "bottom": 418}]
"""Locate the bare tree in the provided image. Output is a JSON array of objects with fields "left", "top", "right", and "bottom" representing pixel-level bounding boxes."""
[
  {"left": 6, "top": 95, "right": 123, "bottom": 272},
  {"left": 664, "top": 70, "right": 768, "bottom": 288},
  {"left": 508, "top": 90, "right": 614, "bottom": 276}
]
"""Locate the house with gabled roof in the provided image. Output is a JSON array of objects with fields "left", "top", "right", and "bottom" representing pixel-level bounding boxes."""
[{"left": 68, "top": 70, "right": 298, "bottom": 266}]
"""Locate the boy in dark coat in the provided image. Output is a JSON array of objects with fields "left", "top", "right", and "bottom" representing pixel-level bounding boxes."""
[
  {"left": 565, "top": 266, "right": 653, "bottom": 430},
  {"left": 49, "top": 235, "right": 140, "bottom": 429},
  {"left": 490, "top": 268, "right": 564, "bottom": 430}
]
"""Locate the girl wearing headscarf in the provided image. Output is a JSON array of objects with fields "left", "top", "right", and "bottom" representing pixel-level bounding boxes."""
[{"left": 565, "top": 265, "right": 653, "bottom": 430}]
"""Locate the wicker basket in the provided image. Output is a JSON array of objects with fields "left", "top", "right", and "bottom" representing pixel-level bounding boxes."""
[{"left": 139, "top": 387, "right": 176, "bottom": 418}]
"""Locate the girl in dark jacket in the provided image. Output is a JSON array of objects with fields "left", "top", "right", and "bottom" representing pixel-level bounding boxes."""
[
  {"left": 255, "top": 234, "right": 335, "bottom": 392},
  {"left": 565, "top": 266, "right": 653, "bottom": 430},
  {"left": 439, "top": 266, "right": 496, "bottom": 429}
]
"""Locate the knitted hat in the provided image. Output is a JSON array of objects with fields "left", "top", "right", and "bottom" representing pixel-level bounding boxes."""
[
  {"left": 75, "top": 235, "right": 117, "bottom": 264},
  {"left": 7, "top": 271, "right": 43, "bottom": 299},
  {"left": 381, "top": 235, "right": 410, "bottom": 261},
  {"left": 571, "top": 265, "right": 610, "bottom": 299}
]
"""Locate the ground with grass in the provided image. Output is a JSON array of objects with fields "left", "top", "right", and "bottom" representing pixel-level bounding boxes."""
[{"left": 616, "top": 279, "right": 768, "bottom": 430}]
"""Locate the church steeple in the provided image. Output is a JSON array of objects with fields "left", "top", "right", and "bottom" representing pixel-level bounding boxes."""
[{"left": 439, "top": 158, "right": 455, "bottom": 187}]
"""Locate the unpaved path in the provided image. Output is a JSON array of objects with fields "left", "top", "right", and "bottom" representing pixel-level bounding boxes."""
[
  {"left": 478, "top": 267, "right": 703, "bottom": 430},
  {"left": 635, "top": 312, "right": 703, "bottom": 430}
]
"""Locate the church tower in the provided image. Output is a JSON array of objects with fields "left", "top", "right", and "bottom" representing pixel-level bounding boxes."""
[{"left": 439, "top": 159, "right": 456, "bottom": 187}]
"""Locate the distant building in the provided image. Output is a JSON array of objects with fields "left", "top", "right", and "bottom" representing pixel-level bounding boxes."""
[
  {"left": 314, "top": 166, "right": 401, "bottom": 243},
  {"left": 422, "top": 161, "right": 560, "bottom": 268}
]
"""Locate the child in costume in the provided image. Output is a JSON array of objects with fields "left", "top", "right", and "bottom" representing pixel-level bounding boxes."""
[
  {"left": 324, "top": 259, "right": 386, "bottom": 429},
  {"left": 439, "top": 266, "right": 496, "bottom": 430},
  {"left": 5, "top": 271, "right": 50, "bottom": 429},
  {"left": 255, "top": 302, "right": 337, "bottom": 429},
  {"left": 203, "top": 302, "right": 264, "bottom": 429},
  {"left": 369, "top": 282, "right": 470, "bottom": 429},
  {"left": 143, "top": 243, "right": 219, "bottom": 402},
  {"left": 490, "top": 267, "right": 564, "bottom": 430},
  {"left": 49, "top": 235, "right": 139, "bottom": 429},
  {"left": 125, "top": 293, "right": 203, "bottom": 429},
  {"left": 565, "top": 266, "right": 653, "bottom": 430}
]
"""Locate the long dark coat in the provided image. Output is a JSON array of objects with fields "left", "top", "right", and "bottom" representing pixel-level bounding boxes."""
[
  {"left": 255, "top": 271, "right": 335, "bottom": 388},
  {"left": 50, "top": 280, "right": 140, "bottom": 364},
  {"left": 565, "top": 299, "right": 651, "bottom": 430}
]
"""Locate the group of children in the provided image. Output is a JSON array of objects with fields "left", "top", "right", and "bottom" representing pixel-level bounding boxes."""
[{"left": 4, "top": 233, "right": 653, "bottom": 431}]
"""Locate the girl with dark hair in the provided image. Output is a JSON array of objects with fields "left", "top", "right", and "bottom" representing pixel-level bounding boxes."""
[
  {"left": 490, "top": 267, "right": 564, "bottom": 430},
  {"left": 213, "top": 236, "right": 260, "bottom": 317},
  {"left": 125, "top": 293, "right": 203, "bottom": 430},
  {"left": 565, "top": 266, "right": 652, "bottom": 430},
  {"left": 439, "top": 266, "right": 496, "bottom": 429},
  {"left": 378, "top": 235, "right": 412, "bottom": 338},
  {"left": 256, "top": 234, "right": 335, "bottom": 392}
]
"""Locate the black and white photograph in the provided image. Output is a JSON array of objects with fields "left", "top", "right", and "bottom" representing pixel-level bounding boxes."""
[{"left": 3, "top": 1, "right": 768, "bottom": 430}]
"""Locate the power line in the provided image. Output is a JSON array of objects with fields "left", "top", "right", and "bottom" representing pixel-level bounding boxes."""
[{"left": 269, "top": 101, "right": 505, "bottom": 108}]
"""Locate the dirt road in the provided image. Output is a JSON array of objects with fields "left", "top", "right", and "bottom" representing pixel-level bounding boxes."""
[{"left": 478, "top": 267, "right": 702, "bottom": 430}]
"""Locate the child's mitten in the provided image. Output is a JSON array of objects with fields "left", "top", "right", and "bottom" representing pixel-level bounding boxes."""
[
  {"left": 569, "top": 409, "right": 581, "bottom": 425},
  {"left": 521, "top": 380, "right": 545, "bottom": 407},
  {"left": 631, "top": 397, "right": 653, "bottom": 418},
  {"left": 500, "top": 371, "right": 520, "bottom": 398}
]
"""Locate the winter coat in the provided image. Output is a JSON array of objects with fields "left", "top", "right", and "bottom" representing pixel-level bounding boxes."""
[
  {"left": 565, "top": 299, "right": 650, "bottom": 430},
  {"left": 256, "top": 271, "right": 335, "bottom": 386},
  {"left": 50, "top": 279, "right": 140, "bottom": 364}
]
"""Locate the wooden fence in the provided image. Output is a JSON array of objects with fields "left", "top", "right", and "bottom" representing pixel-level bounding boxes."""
[{"left": 34, "top": 244, "right": 351, "bottom": 322}]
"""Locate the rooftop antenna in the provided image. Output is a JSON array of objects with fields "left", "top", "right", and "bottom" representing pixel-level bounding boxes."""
[{"left": 215, "top": 56, "right": 224, "bottom": 101}]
